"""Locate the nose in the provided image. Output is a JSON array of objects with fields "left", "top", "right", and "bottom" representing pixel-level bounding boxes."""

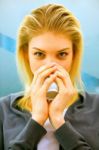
[
  {"left": 44, "top": 59, "right": 58, "bottom": 66},
  {"left": 45, "top": 55, "right": 60, "bottom": 63}
]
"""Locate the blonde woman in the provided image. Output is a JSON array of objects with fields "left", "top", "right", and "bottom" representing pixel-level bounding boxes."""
[{"left": 0, "top": 3, "right": 99, "bottom": 150}]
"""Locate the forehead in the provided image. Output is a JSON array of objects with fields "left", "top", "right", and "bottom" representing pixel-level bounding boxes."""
[{"left": 29, "top": 32, "right": 72, "bottom": 51}]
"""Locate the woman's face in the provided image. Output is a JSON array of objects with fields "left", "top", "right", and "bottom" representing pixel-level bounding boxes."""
[{"left": 28, "top": 32, "right": 73, "bottom": 74}]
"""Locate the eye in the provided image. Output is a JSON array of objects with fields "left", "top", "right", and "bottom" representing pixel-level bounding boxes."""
[
  {"left": 58, "top": 52, "right": 68, "bottom": 58},
  {"left": 33, "top": 52, "right": 44, "bottom": 57}
]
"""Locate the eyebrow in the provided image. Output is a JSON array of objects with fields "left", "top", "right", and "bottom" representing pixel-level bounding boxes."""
[{"left": 32, "top": 47, "right": 70, "bottom": 53}]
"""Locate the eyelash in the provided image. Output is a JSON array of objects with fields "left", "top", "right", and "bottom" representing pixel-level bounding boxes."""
[
  {"left": 33, "top": 51, "right": 68, "bottom": 58},
  {"left": 33, "top": 52, "right": 43, "bottom": 57}
]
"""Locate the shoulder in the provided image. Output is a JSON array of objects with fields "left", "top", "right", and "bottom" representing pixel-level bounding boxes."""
[
  {"left": 85, "top": 91, "right": 99, "bottom": 101},
  {"left": 71, "top": 91, "right": 99, "bottom": 110},
  {"left": 0, "top": 91, "right": 24, "bottom": 106},
  {"left": 0, "top": 91, "right": 24, "bottom": 116},
  {"left": 66, "top": 91, "right": 99, "bottom": 118},
  {"left": 0, "top": 94, "right": 11, "bottom": 112},
  {"left": 84, "top": 91, "right": 99, "bottom": 107}
]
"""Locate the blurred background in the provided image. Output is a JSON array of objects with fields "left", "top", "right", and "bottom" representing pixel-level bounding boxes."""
[{"left": 0, "top": 0, "right": 99, "bottom": 97}]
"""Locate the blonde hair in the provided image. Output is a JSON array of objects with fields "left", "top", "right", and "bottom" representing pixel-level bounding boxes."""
[{"left": 16, "top": 4, "right": 84, "bottom": 112}]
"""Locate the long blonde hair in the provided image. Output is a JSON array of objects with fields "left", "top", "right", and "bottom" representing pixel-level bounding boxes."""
[{"left": 16, "top": 4, "right": 84, "bottom": 112}]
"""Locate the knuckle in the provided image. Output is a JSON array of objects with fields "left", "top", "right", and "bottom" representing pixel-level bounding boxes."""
[
  {"left": 45, "top": 78, "right": 50, "bottom": 84},
  {"left": 39, "top": 73, "right": 44, "bottom": 79},
  {"left": 45, "top": 76, "right": 53, "bottom": 83}
]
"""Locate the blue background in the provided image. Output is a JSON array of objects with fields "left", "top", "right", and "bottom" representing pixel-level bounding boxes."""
[{"left": 0, "top": 0, "right": 99, "bottom": 97}]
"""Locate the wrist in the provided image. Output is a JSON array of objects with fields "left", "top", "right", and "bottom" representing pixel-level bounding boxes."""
[
  {"left": 32, "top": 114, "right": 46, "bottom": 126},
  {"left": 50, "top": 115, "right": 65, "bottom": 129}
]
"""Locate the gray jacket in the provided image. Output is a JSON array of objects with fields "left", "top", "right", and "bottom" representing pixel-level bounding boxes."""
[{"left": 0, "top": 91, "right": 99, "bottom": 150}]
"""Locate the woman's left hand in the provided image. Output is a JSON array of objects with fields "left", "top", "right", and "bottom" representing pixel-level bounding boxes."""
[{"left": 49, "top": 64, "right": 77, "bottom": 129}]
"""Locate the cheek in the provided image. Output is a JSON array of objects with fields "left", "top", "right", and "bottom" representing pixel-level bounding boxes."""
[
  {"left": 61, "top": 57, "right": 73, "bottom": 73},
  {"left": 29, "top": 57, "right": 40, "bottom": 73},
  {"left": 66, "top": 63, "right": 72, "bottom": 72},
  {"left": 29, "top": 57, "right": 45, "bottom": 74},
  {"left": 66, "top": 53, "right": 73, "bottom": 72},
  {"left": 63, "top": 62, "right": 72, "bottom": 72}
]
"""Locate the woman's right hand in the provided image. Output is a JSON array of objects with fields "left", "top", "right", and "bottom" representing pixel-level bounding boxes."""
[{"left": 30, "top": 63, "right": 57, "bottom": 125}]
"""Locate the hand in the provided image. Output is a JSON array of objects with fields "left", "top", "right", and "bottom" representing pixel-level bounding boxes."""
[
  {"left": 29, "top": 63, "right": 58, "bottom": 125},
  {"left": 49, "top": 64, "right": 77, "bottom": 128}
]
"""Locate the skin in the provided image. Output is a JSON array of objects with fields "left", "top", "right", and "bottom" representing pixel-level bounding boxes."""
[{"left": 28, "top": 32, "right": 77, "bottom": 129}]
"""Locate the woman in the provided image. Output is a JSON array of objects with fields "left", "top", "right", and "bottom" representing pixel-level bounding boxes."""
[{"left": 0, "top": 3, "right": 99, "bottom": 150}]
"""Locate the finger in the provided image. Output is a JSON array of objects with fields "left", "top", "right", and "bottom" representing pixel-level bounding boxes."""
[
  {"left": 55, "top": 71, "right": 66, "bottom": 86},
  {"left": 55, "top": 63, "right": 70, "bottom": 79},
  {"left": 56, "top": 68, "right": 73, "bottom": 89},
  {"left": 54, "top": 63, "right": 66, "bottom": 74},
  {"left": 35, "top": 63, "right": 57, "bottom": 75},
  {"left": 35, "top": 66, "right": 57, "bottom": 87},
  {"left": 42, "top": 72, "right": 57, "bottom": 92},
  {"left": 55, "top": 77, "right": 65, "bottom": 90},
  {"left": 32, "top": 63, "right": 56, "bottom": 84}
]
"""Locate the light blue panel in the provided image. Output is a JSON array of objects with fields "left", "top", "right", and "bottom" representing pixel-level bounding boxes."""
[
  {"left": 0, "top": 33, "right": 16, "bottom": 53},
  {"left": 82, "top": 72, "right": 99, "bottom": 93},
  {"left": 0, "top": 48, "right": 23, "bottom": 97}
]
